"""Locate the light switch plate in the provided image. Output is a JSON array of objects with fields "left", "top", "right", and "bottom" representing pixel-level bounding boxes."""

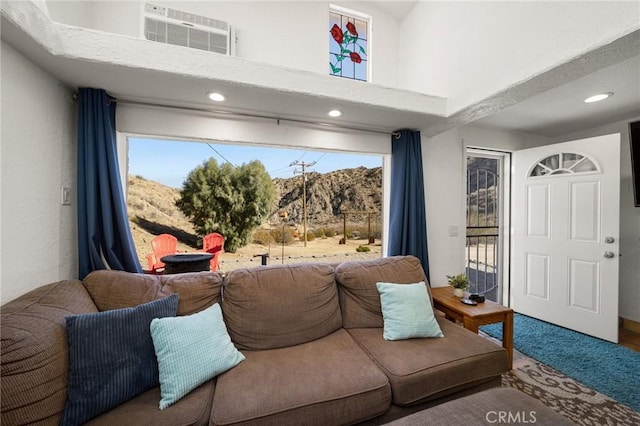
[
  {"left": 449, "top": 225, "right": 459, "bottom": 236},
  {"left": 61, "top": 186, "right": 71, "bottom": 205}
]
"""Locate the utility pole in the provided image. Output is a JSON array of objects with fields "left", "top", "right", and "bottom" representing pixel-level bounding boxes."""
[
  {"left": 290, "top": 160, "right": 316, "bottom": 247},
  {"left": 279, "top": 211, "right": 288, "bottom": 263}
]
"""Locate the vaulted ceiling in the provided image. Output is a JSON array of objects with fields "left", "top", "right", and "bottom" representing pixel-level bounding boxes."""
[{"left": 2, "top": 1, "right": 639, "bottom": 139}]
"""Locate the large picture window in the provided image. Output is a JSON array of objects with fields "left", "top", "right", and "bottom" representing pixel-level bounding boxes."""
[
  {"left": 126, "top": 137, "right": 384, "bottom": 272},
  {"left": 329, "top": 6, "right": 369, "bottom": 81}
]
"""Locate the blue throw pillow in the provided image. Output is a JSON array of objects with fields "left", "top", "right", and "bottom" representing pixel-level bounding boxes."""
[
  {"left": 150, "top": 303, "right": 245, "bottom": 410},
  {"left": 62, "top": 294, "right": 179, "bottom": 426},
  {"left": 376, "top": 281, "right": 444, "bottom": 340}
]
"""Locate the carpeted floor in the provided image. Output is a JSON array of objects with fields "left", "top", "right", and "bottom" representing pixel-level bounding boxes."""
[
  {"left": 504, "top": 361, "right": 640, "bottom": 426},
  {"left": 481, "top": 313, "right": 640, "bottom": 412}
]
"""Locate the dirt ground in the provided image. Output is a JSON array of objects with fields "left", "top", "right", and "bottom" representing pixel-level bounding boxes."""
[
  {"left": 218, "top": 235, "right": 382, "bottom": 272},
  {"left": 135, "top": 228, "right": 382, "bottom": 272}
]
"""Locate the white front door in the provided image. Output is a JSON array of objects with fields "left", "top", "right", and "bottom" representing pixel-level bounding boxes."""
[{"left": 511, "top": 134, "right": 620, "bottom": 342}]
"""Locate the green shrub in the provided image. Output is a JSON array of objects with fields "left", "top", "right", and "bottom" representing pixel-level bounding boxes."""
[
  {"left": 356, "top": 245, "right": 371, "bottom": 253},
  {"left": 304, "top": 231, "right": 316, "bottom": 242},
  {"left": 176, "top": 158, "right": 274, "bottom": 252}
]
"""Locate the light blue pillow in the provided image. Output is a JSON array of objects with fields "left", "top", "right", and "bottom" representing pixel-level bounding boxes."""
[
  {"left": 150, "top": 303, "right": 245, "bottom": 410},
  {"left": 376, "top": 281, "right": 444, "bottom": 340}
]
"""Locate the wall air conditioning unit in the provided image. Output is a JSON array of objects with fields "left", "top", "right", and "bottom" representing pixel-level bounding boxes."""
[{"left": 142, "top": 3, "right": 235, "bottom": 55}]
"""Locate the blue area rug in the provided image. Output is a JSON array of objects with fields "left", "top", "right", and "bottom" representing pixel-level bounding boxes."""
[{"left": 481, "top": 314, "right": 640, "bottom": 412}]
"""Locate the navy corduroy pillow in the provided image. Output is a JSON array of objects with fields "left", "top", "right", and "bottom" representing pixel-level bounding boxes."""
[{"left": 61, "top": 294, "right": 179, "bottom": 425}]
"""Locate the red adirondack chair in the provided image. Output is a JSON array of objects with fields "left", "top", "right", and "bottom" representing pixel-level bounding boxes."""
[
  {"left": 202, "top": 233, "right": 224, "bottom": 271},
  {"left": 146, "top": 234, "right": 177, "bottom": 274}
]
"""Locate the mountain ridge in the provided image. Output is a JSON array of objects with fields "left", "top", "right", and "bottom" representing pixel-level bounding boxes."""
[{"left": 272, "top": 166, "right": 382, "bottom": 224}]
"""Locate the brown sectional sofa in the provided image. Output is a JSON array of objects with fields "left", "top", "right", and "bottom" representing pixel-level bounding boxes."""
[{"left": 1, "top": 256, "right": 509, "bottom": 425}]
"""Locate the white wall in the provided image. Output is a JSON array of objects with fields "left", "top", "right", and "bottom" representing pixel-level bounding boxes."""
[
  {"left": 550, "top": 117, "right": 640, "bottom": 323},
  {"left": 41, "top": 0, "right": 92, "bottom": 26},
  {"left": 422, "top": 127, "right": 466, "bottom": 287},
  {"left": 1, "top": 41, "right": 77, "bottom": 304},
  {"left": 45, "top": 0, "right": 402, "bottom": 88},
  {"left": 400, "top": 1, "right": 640, "bottom": 113}
]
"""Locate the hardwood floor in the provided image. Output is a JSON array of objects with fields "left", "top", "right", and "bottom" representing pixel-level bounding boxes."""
[{"left": 619, "top": 326, "right": 640, "bottom": 352}]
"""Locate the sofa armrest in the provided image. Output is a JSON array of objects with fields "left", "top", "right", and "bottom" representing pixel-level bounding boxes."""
[{"left": 1, "top": 280, "right": 98, "bottom": 425}]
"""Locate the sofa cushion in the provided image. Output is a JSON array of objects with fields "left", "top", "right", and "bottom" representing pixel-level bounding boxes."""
[
  {"left": 377, "top": 282, "right": 443, "bottom": 340},
  {"left": 86, "top": 381, "right": 215, "bottom": 426},
  {"left": 222, "top": 263, "right": 342, "bottom": 350},
  {"left": 83, "top": 270, "right": 222, "bottom": 316},
  {"left": 211, "top": 329, "right": 391, "bottom": 425},
  {"left": 151, "top": 303, "right": 245, "bottom": 410},
  {"left": 347, "top": 319, "right": 509, "bottom": 406},
  {"left": 1, "top": 280, "right": 98, "bottom": 425},
  {"left": 335, "top": 256, "right": 430, "bottom": 328},
  {"left": 62, "top": 294, "right": 179, "bottom": 425}
]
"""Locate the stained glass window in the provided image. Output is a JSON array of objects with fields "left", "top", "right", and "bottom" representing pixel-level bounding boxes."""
[{"left": 329, "top": 7, "right": 369, "bottom": 81}]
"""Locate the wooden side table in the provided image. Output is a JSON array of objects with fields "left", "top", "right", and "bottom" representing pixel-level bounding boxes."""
[{"left": 431, "top": 286, "right": 513, "bottom": 369}]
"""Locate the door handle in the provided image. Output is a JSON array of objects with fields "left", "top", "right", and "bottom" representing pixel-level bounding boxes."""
[
  {"left": 604, "top": 236, "right": 615, "bottom": 244},
  {"left": 603, "top": 251, "right": 615, "bottom": 259}
]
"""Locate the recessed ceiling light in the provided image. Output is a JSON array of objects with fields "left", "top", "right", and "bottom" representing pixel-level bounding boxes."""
[
  {"left": 584, "top": 92, "right": 614, "bottom": 103},
  {"left": 207, "top": 92, "right": 226, "bottom": 102},
  {"left": 328, "top": 109, "right": 342, "bottom": 117}
]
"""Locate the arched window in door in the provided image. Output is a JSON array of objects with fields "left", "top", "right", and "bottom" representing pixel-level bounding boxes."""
[{"left": 528, "top": 152, "right": 599, "bottom": 177}]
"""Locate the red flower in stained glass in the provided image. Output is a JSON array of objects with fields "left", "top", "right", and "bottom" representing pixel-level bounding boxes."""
[
  {"left": 350, "top": 52, "right": 362, "bottom": 63},
  {"left": 346, "top": 22, "right": 358, "bottom": 37},
  {"left": 330, "top": 24, "right": 343, "bottom": 44}
]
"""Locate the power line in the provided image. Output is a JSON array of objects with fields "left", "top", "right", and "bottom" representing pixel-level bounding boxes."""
[
  {"left": 206, "top": 143, "right": 236, "bottom": 167},
  {"left": 271, "top": 152, "right": 322, "bottom": 176},
  {"left": 268, "top": 164, "right": 295, "bottom": 175},
  {"left": 314, "top": 152, "right": 327, "bottom": 164}
]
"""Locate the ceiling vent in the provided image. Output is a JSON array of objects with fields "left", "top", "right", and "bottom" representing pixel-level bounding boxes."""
[{"left": 142, "top": 3, "right": 235, "bottom": 55}]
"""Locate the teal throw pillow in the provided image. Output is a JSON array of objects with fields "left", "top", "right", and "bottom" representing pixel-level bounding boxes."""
[
  {"left": 150, "top": 303, "right": 245, "bottom": 410},
  {"left": 376, "top": 281, "right": 444, "bottom": 340},
  {"left": 62, "top": 294, "right": 179, "bottom": 425}
]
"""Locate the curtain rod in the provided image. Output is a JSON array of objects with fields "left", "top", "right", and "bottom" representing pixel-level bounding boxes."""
[{"left": 104, "top": 97, "right": 402, "bottom": 139}]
